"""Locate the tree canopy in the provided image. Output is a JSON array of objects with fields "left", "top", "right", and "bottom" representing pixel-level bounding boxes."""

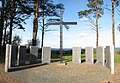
[
  {"left": 78, "top": 0, "right": 104, "bottom": 18},
  {"left": 12, "top": 34, "right": 22, "bottom": 45}
]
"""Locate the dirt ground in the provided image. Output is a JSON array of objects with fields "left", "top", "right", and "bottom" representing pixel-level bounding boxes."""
[
  {"left": 0, "top": 62, "right": 120, "bottom": 83},
  {"left": 99, "top": 63, "right": 120, "bottom": 83},
  {"left": 0, "top": 63, "right": 22, "bottom": 83}
]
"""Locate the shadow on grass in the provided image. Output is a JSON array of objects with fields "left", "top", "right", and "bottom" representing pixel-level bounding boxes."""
[
  {"left": 65, "top": 60, "right": 71, "bottom": 62},
  {"left": 9, "top": 63, "right": 48, "bottom": 72},
  {"left": 63, "top": 59, "right": 71, "bottom": 62},
  {"left": 51, "top": 59, "right": 60, "bottom": 63},
  {"left": 81, "top": 59, "right": 97, "bottom": 64},
  {"left": 81, "top": 59, "right": 86, "bottom": 63},
  {"left": 94, "top": 59, "right": 97, "bottom": 64}
]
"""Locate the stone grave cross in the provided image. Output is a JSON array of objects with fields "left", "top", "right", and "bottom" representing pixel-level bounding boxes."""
[{"left": 47, "top": 9, "right": 77, "bottom": 63}]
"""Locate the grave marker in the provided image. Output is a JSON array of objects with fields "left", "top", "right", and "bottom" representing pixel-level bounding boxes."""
[
  {"left": 72, "top": 47, "right": 81, "bottom": 63},
  {"left": 5, "top": 44, "right": 10, "bottom": 72},
  {"left": 96, "top": 46, "right": 104, "bottom": 66},
  {"left": 42, "top": 47, "right": 51, "bottom": 64},
  {"left": 86, "top": 47, "right": 93, "bottom": 64},
  {"left": 106, "top": 46, "right": 114, "bottom": 74},
  {"left": 30, "top": 46, "right": 38, "bottom": 63}
]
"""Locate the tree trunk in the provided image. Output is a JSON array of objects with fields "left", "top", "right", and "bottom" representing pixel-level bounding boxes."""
[
  {"left": 41, "top": 12, "right": 45, "bottom": 48},
  {"left": 3, "top": 28, "right": 6, "bottom": 52},
  {"left": 32, "top": 0, "right": 38, "bottom": 46},
  {"left": 112, "top": 0, "right": 115, "bottom": 47},
  {"left": 9, "top": 0, "right": 15, "bottom": 44},
  {"left": 60, "top": 9, "right": 63, "bottom": 63},
  {"left": 3, "top": 20, "right": 8, "bottom": 52},
  {"left": 96, "top": 7, "right": 98, "bottom": 47},
  {"left": 41, "top": 0, "right": 45, "bottom": 48},
  {"left": 0, "top": 0, "right": 5, "bottom": 55}
]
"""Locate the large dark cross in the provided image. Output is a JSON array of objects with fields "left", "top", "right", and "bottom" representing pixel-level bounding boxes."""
[{"left": 47, "top": 9, "right": 77, "bottom": 63}]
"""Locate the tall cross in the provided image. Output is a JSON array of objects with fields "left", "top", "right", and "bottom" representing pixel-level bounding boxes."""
[{"left": 47, "top": 9, "right": 77, "bottom": 63}]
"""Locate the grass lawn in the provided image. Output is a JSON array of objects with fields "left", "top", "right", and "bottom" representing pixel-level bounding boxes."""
[
  {"left": 60, "top": 54, "right": 120, "bottom": 63},
  {"left": 62, "top": 54, "right": 97, "bottom": 62},
  {"left": 115, "top": 54, "right": 120, "bottom": 63}
]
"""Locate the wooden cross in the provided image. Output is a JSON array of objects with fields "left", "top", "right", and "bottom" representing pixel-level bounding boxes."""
[{"left": 47, "top": 9, "right": 77, "bottom": 63}]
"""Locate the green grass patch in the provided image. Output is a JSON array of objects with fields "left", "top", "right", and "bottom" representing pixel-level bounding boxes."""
[
  {"left": 81, "top": 54, "right": 85, "bottom": 61},
  {"left": 56, "top": 53, "right": 120, "bottom": 63},
  {"left": 62, "top": 54, "right": 97, "bottom": 62},
  {"left": 115, "top": 54, "right": 120, "bottom": 63},
  {"left": 63, "top": 55, "right": 72, "bottom": 62},
  {"left": 51, "top": 54, "right": 60, "bottom": 59}
]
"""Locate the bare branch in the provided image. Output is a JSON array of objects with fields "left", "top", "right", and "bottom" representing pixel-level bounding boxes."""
[
  {"left": 87, "top": 24, "right": 96, "bottom": 29},
  {"left": 116, "top": 7, "right": 120, "bottom": 13},
  {"left": 91, "top": 28, "right": 96, "bottom": 32},
  {"left": 87, "top": 16, "right": 96, "bottom": 26},
  {"left": 103, "top": 6, "right": 111, "bottom": 12}
]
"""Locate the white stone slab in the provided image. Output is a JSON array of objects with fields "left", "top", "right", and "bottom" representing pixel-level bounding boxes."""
[
  {"left": 42, "top": 47, "right": 51, "bottom": 64},
  {"left": 30, "top": 46, "right": 38, "bottom": 63},
  {"left": 5, "top": 44, "right": 10, "bottom": 72},
  {"left": 86, "top": 47, "right": 93, "bottom": 64},
  {"left": 30, "top": 46, "right": 38, "bottom": 57},
  {"left": 72, "top": 47, "right": 81, "bottom": 63},
  {"left": 96, "top": 46, "right": 104, "bottom": 66},
  {"left": 106, "top": 46, "right": 114, "bottom": 74}
]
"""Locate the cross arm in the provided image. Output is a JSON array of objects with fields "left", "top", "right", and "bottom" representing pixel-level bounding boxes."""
[{"left": 46, "top": 22, "right": 77, "bottom": 25}]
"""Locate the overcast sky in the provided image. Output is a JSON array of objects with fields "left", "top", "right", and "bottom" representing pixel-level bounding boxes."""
[{"left": 12, "top": 0, "right": 120, "bottom": 48}]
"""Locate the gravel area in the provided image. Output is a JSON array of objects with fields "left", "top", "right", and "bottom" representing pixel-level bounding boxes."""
[
  {"left": 9, "top": 62, "right": 111, "bottom": 83},
  {"left": 99, "top": 63, "right": 120, "bottom": 83},
  {"left": 1, "top": 62, "right": 120, "bottom": 83}
]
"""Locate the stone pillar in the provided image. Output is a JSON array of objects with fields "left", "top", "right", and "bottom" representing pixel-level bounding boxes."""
[
  {"left": 106, "top": 46, "right": 114, "bottom": 74},
  {"left": 8, "top": 45, "right": 17, "bottom": 68},
  {"left": 17, "top": 46, "right": 26, "bottom": 66},
  {"left": 86, "top": 47, "right": 93, "bottom": 64},
  {"left": 30, "top": 46, "right": 38, "bottom": 63},
  {"left": 42, "top": 47, "right": 51, "bottom": 64},
  {"left": 96, "top": 46, "right": 104, "bottom": 66},
  {"left": 5, "top": 44, "right": 10, "bottom": 72},
  {"left": 72, "top": 47, "right": 81, "bottom": 63}
]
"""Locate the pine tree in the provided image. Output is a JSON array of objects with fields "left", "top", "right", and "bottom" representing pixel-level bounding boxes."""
[
  {"left": 5, "top": 0, "right": 33, "bottom": 44},
  {"left": 78, "top": 0, "right": 104, "bottom": 47}
]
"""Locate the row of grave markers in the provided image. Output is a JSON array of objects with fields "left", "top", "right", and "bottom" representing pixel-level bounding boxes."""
[
  {"left": 5, "top": 44, "right": 51, "bottom": 72},
  {"left": 5, "top": 44, "right": 114, "bottom": 74},
  {"left": 72, "top": 46, "right": 114, "bottom": 74}
]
